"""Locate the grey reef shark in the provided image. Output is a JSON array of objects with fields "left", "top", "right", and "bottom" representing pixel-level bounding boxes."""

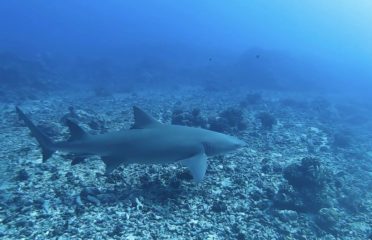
[{"left": 16, "top": 106, "right": 245, "bottom": 182}]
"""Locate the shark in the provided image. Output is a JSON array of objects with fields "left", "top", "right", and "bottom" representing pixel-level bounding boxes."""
[{"left": 16, "top": 106, "right": 245, "bottom": 182}]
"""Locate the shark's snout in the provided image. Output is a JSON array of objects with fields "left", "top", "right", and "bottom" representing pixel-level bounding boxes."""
[{"left": 234, "top": 139, "right": 246, "bottom": 148}]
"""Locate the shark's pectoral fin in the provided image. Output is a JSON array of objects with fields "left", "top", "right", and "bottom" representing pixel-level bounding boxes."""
[
  {"left": 180, "top": 153, "right": 208, "bottom": 183},
  {"left": 102, "top": 156, "right": 123, "bottom": 175}
]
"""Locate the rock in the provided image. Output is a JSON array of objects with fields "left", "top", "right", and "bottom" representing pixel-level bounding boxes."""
[
  {"left": 86, "top": 195, "right": 100, "bottom": 205},
  {"left": 96, "top": 193, "right": 116, "bottom": 204},
  {"left": 15, "top": 169, "right": 29, "bottom": 181},
  {"left": 276, "top": 157, "right": 335, "bottom": 212},
  {"left": 171, "top": 107, "right": 208, "bottom": 128},
  {"left": 272, "top": 163, "right": 283, "bottom": 174},
  {"left": 81, "top": 187, "right": 100, "bottom": 196},
  {"left": 277, "top": 210, "right": 298, "bottom": 222},
  {"left": 315, "top": 208, "right": 340, "bottom": 230},
  {"left": 209, "top": 107, "right": 247, "bottom": 133},
  {"left": 256, "top": 112, "right": 276, "bottom": 130},
  {"left": 211, "top": 201, "right": 227, "bottom": 213},
  {"left": 240, "top": 92, "right": 262, "bottom": 106}
]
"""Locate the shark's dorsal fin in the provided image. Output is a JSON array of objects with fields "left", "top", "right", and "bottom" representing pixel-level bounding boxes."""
[
  {"left": 132, "top": 106, "right": 160, "bottom": 129},
  {"left": 66, "top": 119, "right": 88, "bottom": 141}
]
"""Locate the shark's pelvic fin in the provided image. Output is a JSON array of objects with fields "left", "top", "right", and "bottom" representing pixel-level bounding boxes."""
[
  {"left": 16, "top": 107, "right": 55, "bottom": 162},
  {"left": 102, "top": 156, "right": 123, "bottom": 175},
  {"left": 65, "top": 119, "right": 88, "bottom": 142},
  {"left": 132, "top": 106, "right": 160, "bottom": 129},
  {"left": 180, "top": 153, "right": 208, "bottom": 183}
]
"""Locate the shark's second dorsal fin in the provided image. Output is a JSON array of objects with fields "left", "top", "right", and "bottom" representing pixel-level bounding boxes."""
[
  {"left": 66, "top": 119, "right": 88, "bottom": 141},
  {"left": 132, "top": 106, "right": 160, "bottom": 129}
]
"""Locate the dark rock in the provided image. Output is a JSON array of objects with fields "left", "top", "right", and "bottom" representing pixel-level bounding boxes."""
[
  {"left": 240, "top": 92, "right": 262, "bottom": 107},
  {"left": 88, "top": 119, "right": 105, "bottom": 131},
  {"left": 15, "top": 169, "right": 29, "bottom": 181},
  {"left": 96, "top": 193, "right": 116, "bottom": 204},
  {"left": 80, "top": 187, "right": 102, "bottom": 205},
  {"left": 236, "top": 232, "right": 247, "bottom": 240},
  {"left": 75, "top": 205, "right": 85, "bottom": 216},
  {"left": 250, "top": 189, "right": 263, "bottom": 201},
  {"left": 338, "top": 192, "right": 363, "bottom": 213},
  {"left": 275, "top": 157, "right": 334, "bottom": 213},
  {"left": 109, "top": 224, "right": 124, "bottom": 237},
  {"left": 139, "top": 174, "right": 152, "bottom": 187},
  {"left": 94, "top": 87, "right": 112, "bottom": 97},
  {"left": 273, "top": 183, "right": 305, "bottom": 211},
  {"left": 315, "top": 208, "right": 339, "bottom": 231},
  {"left": 171, "top": 107, "right": 207, "bottom": 128},
  {"left": 176, "top": 170, "right": 193, "bottom": 181},
  {"left": 50, "top": 221, "right": 68, "bottom": 238},
  {"left": 209, "top": 107, "right": 247, "bottom": 134},
  {"left": 211, "top": 201, "right": 227, "bottom": 213},
  {"left": 279, "top": 98, "right": 308, "bottom": 109},
  {"left": 283, "top": 157, "right": 328, "bottom": 190},
  {"left": 319, "top": 146, "right": 329, "bottom": 152},
  {"left": 65, "top": 172, "right": 75, "bottom": 182},
  {"left": 256, "top": 112, "right": 276, "bottom": 130},
  {"left": 15, "top": 219, "right": 33, "bottom": 228},
  {"left": 277, "top": 209, "right": 298, "bottom": 222},
  {"left": 50, "top": 172, "right": 59, "bottom": 180},
  {"left": 256, "top": 200, "right": 271, "bottom": 210},
  {"left": 261, "top": 164, "right": 271, "bottom": 174},
  {"left": 86, "top": 195, "right": 100, "bottom": 205},
  {"left": 333, "top": 132, "right": 352, "bottom": 148},
  {"left": 33, "top": 198, "right": 45, "bottom": 209},
  {"left": 272, "top": 163, "right": 283, "bottom": 173},
  {"left": 169, "top": 178, "right": 182, "bottom": 189},
  {"left": 19, "top": 229, "right": 33, "bottom": 237},
  {"left": 36, "top": 121, "right": 59, "bottom": 138},
  {"left": 81, "top": 187, "right": 101, "bottom": 196}
]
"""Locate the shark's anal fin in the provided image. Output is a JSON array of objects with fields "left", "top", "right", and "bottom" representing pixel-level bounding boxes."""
[
  {"left": 102, "top": 156, "right": 123, "bottom": 175},
  {"left": 65, "top": 119, "right": 88, "bottom": 142},
  {"left": 131, "top": 106, "right": 160, "bottom": 129},
  {"left": 180, "top": 153, "right": 208, "bottom": 183}
]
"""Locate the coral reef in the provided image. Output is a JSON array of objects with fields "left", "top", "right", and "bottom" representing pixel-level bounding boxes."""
[
  {"left": 209, "top": 107, "right": 247, "bottom": 133},
  {"left": 239, "top": 92, "right": 262, "bottom": 107},
  {"left": 256, "top": 112, "right": 277, "bottom": 130},
  {"left": 1, "top": 89, "right": 371, "bottom": 239},
  {"left": 171, "top": 108, "right": 207, "bottom": 128},
  {"left": 274, "top": 157, "right": 334, "bottom": 213},
  {"left": 0, "top": 53, "right": 55, "bottom": 101}
]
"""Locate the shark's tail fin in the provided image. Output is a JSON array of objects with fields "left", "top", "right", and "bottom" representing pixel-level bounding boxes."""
[{"left": 16, "top": 107, "right": 55, "bottom": 162}]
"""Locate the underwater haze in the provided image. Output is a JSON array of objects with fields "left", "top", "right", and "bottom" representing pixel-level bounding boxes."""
[{"left": 0, "top": 1, "right": 372, "bottom": 239}]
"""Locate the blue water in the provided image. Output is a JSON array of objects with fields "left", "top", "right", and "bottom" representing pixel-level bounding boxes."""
[{"left": 0, "top": 1, "right": 371, "bottom": 239}]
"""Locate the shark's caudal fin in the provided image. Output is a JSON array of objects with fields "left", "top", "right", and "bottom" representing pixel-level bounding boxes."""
[
  {"left": 131, "top": 106, "right": 161, "bottom": 129},
  {"left": 16, "top": 107, "right": 55, "bottom": 162}
]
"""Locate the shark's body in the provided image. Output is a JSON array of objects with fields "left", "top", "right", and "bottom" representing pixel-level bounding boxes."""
[{"left": 16, "top": 106, "right": 245, "bottom": 182}]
